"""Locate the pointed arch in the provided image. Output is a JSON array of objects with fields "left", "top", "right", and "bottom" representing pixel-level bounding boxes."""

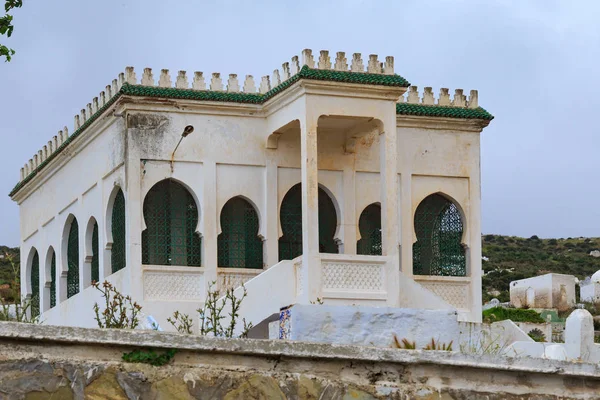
[
  {"left": 29, "top": 248, "right": 40, "bottom": 318},
  {"left": 63, "top": 215, "right": 80, "bottom": 298},
  {"left": 218, "top": 196, "right": 263, "bottom": 269},
  {"left": 413, "top": 193, "right": 466, "bottom": 276},
  {"left": 44, "top": 247, "right": 56, "bottom": 310},
  {"left": 84, "top": 217, "right": 99, "bottom": 287},
  {"left": 278, "top": 183, "right": 339, "bottom": 261},
  {"left": 111, "top": 188, "right": 126, "bottom": 273},
  {"left": 142, "top": 179, "right": 201, "bottom": 266},
  {"left": 357, "top": 203, "right": 382, "bottom": 256}
]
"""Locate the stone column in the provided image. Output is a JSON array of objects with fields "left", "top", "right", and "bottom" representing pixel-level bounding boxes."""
[
  {"left": 379, "top": 109, "right": 400, "bottom": 306},
  {"left": 124, "top": 128, "right": 143, "bottom": 302},
  {"left": 469, "top": 141, "right": 483, "bottom": 322},
  {"left": 202, "top": 161, "right": 218, "bottom": 292},
  {"left": 264, "top": 156, "right": 279, "bottom": 268},
  {"left": 299, "top": 115, "right": 321, "bottom": 303},
  {"left": 342, "top": 167, "right": 356, "bottom": 255}
]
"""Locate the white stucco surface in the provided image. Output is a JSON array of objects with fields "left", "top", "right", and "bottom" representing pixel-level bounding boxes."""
[
  {"left": 13, "top": 49, "right": 491, "bottom": 329},
  {"left": 510, "top": 273, "right": 576, "bottom": 309}
]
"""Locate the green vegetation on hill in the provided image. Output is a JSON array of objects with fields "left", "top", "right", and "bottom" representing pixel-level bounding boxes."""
[
  {"left": 482, "top": 235, "right": 600, "bottom": 303},
  {"left": 0, "top": 246, "right": 19, "bottom": 286},
  {"left": 482, "top": 307, "right": 545, "bottom": 324}
]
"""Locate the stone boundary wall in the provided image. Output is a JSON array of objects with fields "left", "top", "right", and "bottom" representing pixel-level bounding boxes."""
[{"left": 1, "top": 322, "right": 600, "bottom": 399}]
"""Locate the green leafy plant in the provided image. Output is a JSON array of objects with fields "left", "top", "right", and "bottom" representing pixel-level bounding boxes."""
[
  {"left": 310, "top": 297, "right": 324, "bottom": 305},
  {"left": 122, "top": 348, "right": 177, "bottom": 366},
  {"left": 423, "top": 338, "right": 453, "bottom": 351},
  {"left": 482, "top": 306, "right": 545, "bottom": 324},
  {"left": 167, "top": 310, "right": 194, "bottom": 334},
  {"left": 0, "top": 0, "right": 22, "bottom": 62},
  {"left": 528, "top": 328, "right": 546, "bottom": 343},
  {"left": 171, "top": 282, "right": 253, "bottom": 338},
  {"left": 92, "top": 281, "right": 141, "bottom": 329},
  {"left": 392, "top": 335, "right": 416, "bottom": 349},
  {"left": 0, "top": 250, "right": 38, "bottom": 323}
]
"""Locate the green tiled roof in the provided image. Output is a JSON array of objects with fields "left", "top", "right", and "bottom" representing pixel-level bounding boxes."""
[
  {"left": 9, "top": 66, "right": 492, "bottom": 197},
  {"left": 396, "top": 102, "right": 494, "bottom": 120},
  {"left": 120, "top": 65, "right": 411, "bottom": 104}
]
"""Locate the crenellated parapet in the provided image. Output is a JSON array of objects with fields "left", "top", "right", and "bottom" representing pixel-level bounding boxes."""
[
  {"left": 12, "top": 48, "right": 492, "bottom": 192},
  {"left": 399, "top": 86, "right": 479, "bottom": 109},
  {"left": 18, "top": 71, "right": 126, "bottom": 183}
]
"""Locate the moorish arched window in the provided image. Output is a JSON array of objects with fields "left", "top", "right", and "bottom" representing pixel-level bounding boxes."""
[
  {"left": 218, "top": 197, "right": 263, "bottom": 269},
  {"left": 142, "top": 179, "right": 201, "bottom": 266},
  {"left": 91, "top": 221, "right": 99, "bottom": 283},
  {"left": 30, "top": 250, "right": 39, "bottom": 318},
  {"left": 50, "top": 251, "right": 56, "bottom": 308},
  {"left": 413, "top": 194, "right": 466, "bottom": 277},
  {"left": 67, "top": 218, "right": 80, "bottom": 298},
  {"left": 278, "top": 183, "right": 338, "bottom": 261},
  {"left": 111, "top": 188, "right": 126, "bottom": 273},
  {"left": 357, "top": 203, "right": 382, "bottom": 256}
]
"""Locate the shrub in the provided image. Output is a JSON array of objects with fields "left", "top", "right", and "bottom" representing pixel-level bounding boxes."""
[
  {"left": 92, "top": 281, "right": 142, "bottom": 329},
  {"left": 528, "top": 328, "right": 546, "bottom": 342},
  {"left": 482, "top": 307, "right": 545, "bottom": 323},
  {"left": 169, "top": 282, "right": 253, "bottom": 338}
]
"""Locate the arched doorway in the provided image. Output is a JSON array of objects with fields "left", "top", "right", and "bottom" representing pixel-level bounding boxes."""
[
  {"left": 142, "top": 179, "right": 201, "bottom": 266},
  {"left": 218, "top": 197, "right": 263, "bottom": 269},
  {"left": 278, "top": 183, "right": 338, "bottom": 261},
  {"left": 357, "top": 203, "right": 382, "bottom": 256},
  {"left": 413, "top": 193, "right": 466, "bottom": 276}
]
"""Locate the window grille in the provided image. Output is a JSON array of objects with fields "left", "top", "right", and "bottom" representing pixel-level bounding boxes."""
[
  {"left": 91, "top": 222, "right": 99, "bottom": 283},
  {"left": 142, "top": 180, "right": 201, "bottom": 266},
  {"left": 67, "top": 218, "right": 80, "bottom": 298},
  {"left": 111, "top": 189, "right": 126, "bottom": 273},
  {"left": 279, "top": 184, "right": 338, "bottom": 261},
  {"left": 413, "top": 194, "right": 466, "bottom": 277},
  {"left": 218, "top": 197, "right": 263, "bottom": 269},
  {"left": 30, "top": 251, "right": 39, "bottom": 318},
  {"left": 50, "top": 252, "right": 56, "bottom": 308},
  {"left": 357, "top": 204, "right": 382, "bottom": 256}
]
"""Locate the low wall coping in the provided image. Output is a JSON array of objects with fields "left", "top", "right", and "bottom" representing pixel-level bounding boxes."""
[{"left": 1, "top": 321, "right": 599, "bottom": 378}]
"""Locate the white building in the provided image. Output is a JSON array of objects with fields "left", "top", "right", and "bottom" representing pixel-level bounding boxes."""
[
  {"left": 510, "top": 273, "right": 576, "bottom": 310},
  {"left": 580, "top": 271, "right": 600, "bottom": 303},
  {"left": 10, "top": 49, "right": 493, "bottom": 330}
]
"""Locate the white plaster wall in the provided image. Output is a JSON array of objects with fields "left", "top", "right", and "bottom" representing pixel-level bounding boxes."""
[
  {"left": 510, "top": 273, "right": 575, "bottom": 309},
  {"left": 285, "top": 304, "right": 460, "bottom": 349},
  {"left": 580, "top": 282, "right": 600, "bottom": 302},
  {"left": 18, "top": 117, "right": 126, "bottom": 314},
  {"left": 16, "top": 86, "right": 487, "bottom": 326}
]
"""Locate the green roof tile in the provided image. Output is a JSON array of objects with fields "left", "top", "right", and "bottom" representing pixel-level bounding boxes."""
[
  {"left": 396, "top": 102, "right": 494, "bottom": 120},
  {"left": 9, "top": 66, "right": 492, "bottom": 197}
]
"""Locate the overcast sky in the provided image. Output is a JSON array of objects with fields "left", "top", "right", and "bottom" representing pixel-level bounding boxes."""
[{"left": 0, "top": 0, "right": 599, "bottom": 246}]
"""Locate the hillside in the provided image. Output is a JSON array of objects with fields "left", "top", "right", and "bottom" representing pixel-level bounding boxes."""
[
  {"left": 482, "top": 235, "right": 600, "bottom": 303},
  {"left": 0, "top": 246, "right": 19, "bottom": 285},
  {"left": 2, "top": 236, "right": 600, "bottom": 305}
]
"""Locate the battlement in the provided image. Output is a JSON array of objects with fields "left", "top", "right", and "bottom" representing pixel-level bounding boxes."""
[
  {"left": 13, "top": 49, "right": 490, "bottom": 189},
  {"left": 399, "top": 86, "right": 479, "bottom": 109}
]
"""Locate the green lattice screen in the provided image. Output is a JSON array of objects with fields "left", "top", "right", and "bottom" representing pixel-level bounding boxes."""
[
  {"left": 111, "top": 189, "right": 126, "bottom": 273},
  {"left": 91, "top": 222, "right": 99, "bottom": 283},
  {"left": 279, "top": 184, "right": 338, "bottom": 261},
  {"left": 142, "top": 180, "right": 201, "bottom": 266},
  {"left": 30, "top": 251, "right": 39, "bottom": 318},
  {"left": 413, "top": 194, "right": 466, "bottom": 276},
  {"left": 67, "top": 218, "right": 80, "bottom": 298},
  {"left": 218, "top": 197, "right": 263, "bottom": 269},
  {"left": 50, "top": 252, "right": 56, "bottom": 308},
  {"left": 357, "top": 204, "right": 382, "bottom": 256}
]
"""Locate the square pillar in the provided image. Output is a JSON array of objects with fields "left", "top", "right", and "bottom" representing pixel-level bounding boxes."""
[
  {"left": 202, "top": 161, "right": 218, "bottom": 291},
  {"left": 299, "top": 116, "right": 321, "bottom": 303},
  {"left": 124, "top": 128, "right": 143, "bottom": 301},
  {"left": 264, "top": 156, "right": 279, "bottom": 268},
  {"left": 342, "top": 167, "right": 357, "bottom": 255},
  {"left": 379, "top": 110, "right": 400, "bottom": 306}
]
